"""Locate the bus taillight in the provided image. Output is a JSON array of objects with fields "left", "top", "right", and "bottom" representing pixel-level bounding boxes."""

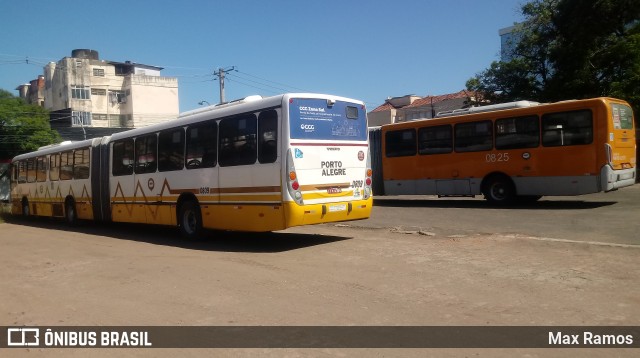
[
  {"left": 605, "top": 143, "right": 613, "bottom": 165},
  {"left": 286, "top": 149, "right": 304, "bottom": 205},
  {"left": 364, "top": 151, "right": 372, "bottom": 199}
]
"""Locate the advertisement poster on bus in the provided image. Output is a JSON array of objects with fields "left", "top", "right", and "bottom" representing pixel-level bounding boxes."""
[{"left": 289, "top": 98, "right": 367, "bottom": 141}]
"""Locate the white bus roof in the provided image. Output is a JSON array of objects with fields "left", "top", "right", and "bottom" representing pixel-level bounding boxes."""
[{"left": 109, "top": 93, "right": 364, "bottom": 142}]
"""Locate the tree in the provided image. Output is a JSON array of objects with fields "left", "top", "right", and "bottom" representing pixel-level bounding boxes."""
[
  {"left": 467, "top": 0, "right": 640, "bottom": 113},
  {"left": 0, "top": 89, "right": 60, "bottom": 160}
]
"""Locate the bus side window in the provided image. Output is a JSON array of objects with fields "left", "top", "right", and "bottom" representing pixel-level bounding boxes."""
[
  {"left": 495, "top": 115, "right": 539, "bottom": 150},
  {"left": 17, "top": 161, "right": 27, "bottom": 183},
  {"left": 454, "top": 120, "right": 493, "bottom": 152},
  {"left": 36, "top": 156, "right": 47, "bottom": 182},
  {"left": 74, "top": 148, "right": 90, "bottom": 179},
  {"left": 542, "top": 110, "right": 593, "bottom": 147},
  {"left": 159, "top": 128, "right": 185, "bottom": 172},
  {"left": 186, "top": 121, "right": 217, "bottom": 169},
  {"left": 112, "top": 139, "right": 134, "bottom": 176},
  {"left": 26, "top": 158, "right": 37, "bottom": 183},
  {"left": 219, "top": 114, "right": 257, "bottom": 167},
  {"left": 385, "top": 129, "right": 417, "bottom": 157},
  {"left": 135, "top": 134, "right": 157, "bottom": 174},
  {"left": 258, "top": 110, "right": 278, "bottom": 164},
  {"left": 50, "top": 154, "right": 60, "bottom": 181},
  {"left": 60, "top": 151, "right": 74, "bottom": 180},
  {"left": 418, "top": 125, "right": 452, "bottom": 155}
]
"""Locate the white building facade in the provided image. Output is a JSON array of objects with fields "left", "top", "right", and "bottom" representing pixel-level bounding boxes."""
[{"left": 42, "top": 49, "right": 179, "bottom": 128}]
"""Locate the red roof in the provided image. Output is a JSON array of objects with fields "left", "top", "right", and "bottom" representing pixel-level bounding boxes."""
[
  {"left": 369, "top": 90, "right": 475, "bottom": 113},
  {"left": 407, "top": 90, "right": 471, "bottom": 108}
]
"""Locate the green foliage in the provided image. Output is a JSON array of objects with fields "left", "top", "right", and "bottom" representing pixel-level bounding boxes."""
[
  {"left": 468, "top": 0, "right": 640, "bottom": 115},
  {"left": 0, "top": 89, "right": 61, "bottom": 160}
]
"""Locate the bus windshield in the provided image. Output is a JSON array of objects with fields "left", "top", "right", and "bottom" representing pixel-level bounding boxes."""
[{"left": 289, "top": 98, "right": 367, "bottom": 141}]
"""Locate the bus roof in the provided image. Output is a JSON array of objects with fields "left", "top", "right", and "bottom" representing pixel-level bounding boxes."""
[
  {"left": 109, "top": 93, "right": 364, "bottom": 142},
  {"left": 12, "top": 138, "right": 100, "bottom": 161}
]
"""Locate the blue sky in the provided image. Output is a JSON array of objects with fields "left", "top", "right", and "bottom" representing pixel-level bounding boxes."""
[{"left": 0, "top": 0, "right": 524, "bottom": 112}]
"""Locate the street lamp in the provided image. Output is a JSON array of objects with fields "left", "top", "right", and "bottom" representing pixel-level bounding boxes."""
[{"left": 198, "top": 100, "right": 210, "bottom": 106}]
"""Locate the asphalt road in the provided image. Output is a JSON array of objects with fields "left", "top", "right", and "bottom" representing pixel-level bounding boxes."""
[{"left": 362, "top": 184, "right": 640, "bottom": 246}]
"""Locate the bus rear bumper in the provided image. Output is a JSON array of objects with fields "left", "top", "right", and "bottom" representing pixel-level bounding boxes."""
[
  {"left": 284, "top": 198, "right": 373, "bottom": 228},
  {"left": 600, "top": 165, "right": 636, "bottom": 192}
]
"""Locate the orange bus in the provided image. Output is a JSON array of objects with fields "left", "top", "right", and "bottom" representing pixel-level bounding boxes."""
[{"left": 371, "top": 97, "right": 636, "bottom": 204}]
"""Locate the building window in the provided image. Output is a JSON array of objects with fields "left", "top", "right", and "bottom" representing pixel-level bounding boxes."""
[
  {"left": 93, "top": 114, "right": 107, "bottom": 121},
  {"left": 109, "top": 114, "right": 133, "bottom": 127},
  {"left": 71, "top": 85, "right": 90, "bottom": 100},
  {"left": 72, "top": 111, "right": 92, "bottom": 126},
  {"left": 109, "top": 90, "right": 126, "bottom": 104},
  {"left": 93, "top": 68, "right": 105, "bottom": 76}
]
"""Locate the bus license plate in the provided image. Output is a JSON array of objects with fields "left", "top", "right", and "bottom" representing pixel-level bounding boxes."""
[{"left": 329, "top": 204, "right": 347, "bottom": 212}]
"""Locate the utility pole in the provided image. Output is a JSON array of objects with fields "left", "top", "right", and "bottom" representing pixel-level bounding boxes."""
[{"left": 214, "top": 66, "right": 236, "bottom": 104}]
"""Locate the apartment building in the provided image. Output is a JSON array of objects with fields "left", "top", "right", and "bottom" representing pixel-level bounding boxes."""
[{"left": 19, "top": 49, "right": 179, "bottom": 130}]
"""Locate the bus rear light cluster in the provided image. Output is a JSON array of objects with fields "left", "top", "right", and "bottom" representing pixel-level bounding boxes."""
[
  {"left": 287, "top": 150, "right": 304, "bottom": 205},
  {"left": 364, "top": 153, "right": 373, "bottom": 199},
  {"left": 604, "top": 143, "right": 613, "bottom": 165}
]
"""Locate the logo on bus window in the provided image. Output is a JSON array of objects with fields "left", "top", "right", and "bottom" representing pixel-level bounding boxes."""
[
  {"left": 300, "top": 124, "right": 315, "bottom": 132},
  {"left": 295, "top": 148, "right": 304, "bottom": 159}
]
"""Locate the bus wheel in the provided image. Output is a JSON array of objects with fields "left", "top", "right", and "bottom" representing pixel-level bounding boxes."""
[
  {"left": 21, "top": 198, "right": 30, "bottom": 217},
  {"left": 483, "top": 175, "right": 515, "bottom": 204},
  {"left": 65, "top": 199, "right": 77, "bottom": 225},
  {"left": 179, "top": 200, "right": 203, "bottom": 240}
]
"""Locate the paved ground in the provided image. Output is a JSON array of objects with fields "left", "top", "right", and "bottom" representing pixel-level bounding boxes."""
[
  {"left": 0, "top": 186, "right": 639, "bottom": 357},
  {"left": 365, "top": 184, "right": 640, "bottom": 245},
  {"left": 0, "top": 229, "right": 638, "bottom": 356}
]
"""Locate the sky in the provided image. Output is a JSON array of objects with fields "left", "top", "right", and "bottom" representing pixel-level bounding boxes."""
[{"left": 0, "top": 0, "right": 525, "bottom": 113}]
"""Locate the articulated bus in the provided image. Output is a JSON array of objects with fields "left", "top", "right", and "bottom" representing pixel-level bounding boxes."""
[
  {"left": 10, "top": 93, "right": 373, "bottom": 238},
  {"left": 371, "top": 97, "right": 636, "bottom": 204}
]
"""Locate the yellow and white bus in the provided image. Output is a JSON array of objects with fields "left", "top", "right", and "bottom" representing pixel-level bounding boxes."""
[
  {"left": 10, "top": 93, "right": 373, "bottom": 238},
  {"left": 371, "top": 97, "right": 636, "bottom": 204}
]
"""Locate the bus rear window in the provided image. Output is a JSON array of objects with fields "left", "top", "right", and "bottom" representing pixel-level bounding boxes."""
[
  {"left": 289, "top": 98, "right": 367, "bottom": 141},
  {"left": 612, "top": 103, "right": 634, "bottom": 130}
]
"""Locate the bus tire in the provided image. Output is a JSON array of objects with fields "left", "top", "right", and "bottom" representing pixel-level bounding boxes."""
[
  {"left": 178, "top": 200, "right": 203, "bottom": 240},
  {"left": 65, "top": 198, "right": 77, "bottom": 226},
  {"left": 21, "top": 198, "right": 30, "bottom": 217},
  {"left": 482, "top": 175, "right": 516, "bottom": 205}
]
